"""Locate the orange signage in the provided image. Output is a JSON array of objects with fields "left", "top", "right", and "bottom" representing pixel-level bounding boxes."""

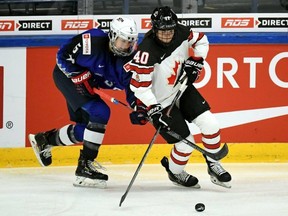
[
  {"left": 25, "top": 45, "right": 288, "bottom": 146},
  {"left": 221, "top": 17, "right": 254, "bottom": 28}
]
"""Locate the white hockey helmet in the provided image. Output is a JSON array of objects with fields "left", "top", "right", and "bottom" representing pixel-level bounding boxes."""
[{"left": 109, "top": 16, "right": 138, "bottom": 56}]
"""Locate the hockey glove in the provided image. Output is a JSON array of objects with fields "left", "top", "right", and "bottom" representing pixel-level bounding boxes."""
[
  {"left": 129, "top": 100, "right": 148, "bottom": 125},
  {"left": 71, "top": 71, "right": 96, "bottom": 96},
  {"left": 147, "top": 104, "right": 172, "bottom": 129},
  {"left": 181, "top": 56, "right": 204, "bottom": 83}
]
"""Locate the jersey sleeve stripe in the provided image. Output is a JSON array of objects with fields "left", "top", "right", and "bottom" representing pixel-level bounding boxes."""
[
  {"left": 188, "top": 31, "right": 206, "bottom": 49},
  {"left": 197, "top": 32, "right": 205, "bottom": 41},
  {"left": 188, "top": 31, "right": 194, "bottom": 42},
  {"left": 129, "top": 64, "right": 154, "bottom": 74},
  {"left": 131, "top": 78, "right": 152, "bottom": 88}
]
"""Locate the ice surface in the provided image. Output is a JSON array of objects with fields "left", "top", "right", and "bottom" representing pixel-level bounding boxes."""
[{"left": 0, "top": 163, "right": 287, "bottom": 216}]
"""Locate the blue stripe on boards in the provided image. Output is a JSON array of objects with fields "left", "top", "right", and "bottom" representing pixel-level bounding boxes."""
[{"left": 0, "top": 32, "right": 287, "bottom": 47}]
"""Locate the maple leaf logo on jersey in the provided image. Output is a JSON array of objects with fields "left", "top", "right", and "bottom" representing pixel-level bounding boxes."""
[{"left": 168, "top": 61, "right": 180, "bottom": 85}]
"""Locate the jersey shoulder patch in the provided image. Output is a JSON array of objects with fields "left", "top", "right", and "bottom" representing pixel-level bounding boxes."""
[
  {"left": 123, "top": 61, "right": 131, "bottom": 72},
  {"left": 82, "top": 33, "right": 91, "bottom": 55}
]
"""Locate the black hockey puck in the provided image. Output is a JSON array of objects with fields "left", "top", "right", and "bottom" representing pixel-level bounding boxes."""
[{"left": 195, "top": 203, "right": 205, "bottom": 212}]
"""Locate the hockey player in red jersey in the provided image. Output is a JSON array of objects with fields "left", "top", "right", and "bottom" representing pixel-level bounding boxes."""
[
  {"left": 29, "top": 16, "right": 138, "bottom": 188},
  {"left": 129, "top": 6, "right": 231, "bottom": 188}
]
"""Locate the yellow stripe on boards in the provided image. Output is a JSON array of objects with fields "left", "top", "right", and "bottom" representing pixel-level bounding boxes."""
[{"left": 0, "top": 143, "right": 287, "bottom": 168}]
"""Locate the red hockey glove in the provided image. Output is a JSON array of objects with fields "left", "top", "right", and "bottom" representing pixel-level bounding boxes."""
[
  {"left": 71, "top": 71, "right": 96, "bottom": 96},
  {"left": 147, "top": 104, "right": 172, "bottom": 129},
  {"left": 129, "top": 100, "right": 148, "bottom": 125},
  {"left": 181, "top": 56, "right": 204, "bottom": 83}
]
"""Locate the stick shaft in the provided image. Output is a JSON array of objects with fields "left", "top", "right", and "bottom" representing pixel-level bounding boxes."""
[
  {"left": 93, "top": 87, "right": 228, "bottom": 160},
  {"left": 93, "top": 88, "right": 130, "bottom": 108},
  {"left": 165, "top": 130, "right": 228, "bottom": 160},
  {"left": 119, "top": 78, "right": 188, "bottom": 206},
  {"left": 119, "top": 126, "right": 161, "bottom": 207}
]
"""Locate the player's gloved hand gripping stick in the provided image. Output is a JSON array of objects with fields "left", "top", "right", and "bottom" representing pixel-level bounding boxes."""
[{"left": 93, "top": 77, "right": 228, "bottom": 206}]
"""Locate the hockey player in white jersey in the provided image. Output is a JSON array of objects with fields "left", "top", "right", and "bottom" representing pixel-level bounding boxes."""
[{"left": 128, "top": 6, "right": 231, "bottom": 188}]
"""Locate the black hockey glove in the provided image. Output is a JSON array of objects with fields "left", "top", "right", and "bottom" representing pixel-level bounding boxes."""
[
  {"left": 129, "top": 100, "right": 148, "bottom": 125},
  {"left": 147, "top": 104, "right": 172, "bottom": 129},
  {"left": 71, "top": 70, "right": 97, "bottom": 96},
  {"left": 181, "top": 56, "right": 204, "bottom": 83}
]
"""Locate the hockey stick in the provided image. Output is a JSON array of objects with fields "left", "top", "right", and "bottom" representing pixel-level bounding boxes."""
[
  {"left": 93, "top": 87, "right": 228, "bottom": 161},
  {"left": 93, "top": 78, "right": 228, "bottom": 206},
  {"left": 165, "top": 130, "right": 228, "bottom": 161},
  {"left": 118, "top": 77, "right": 188, "bottom": 207},
  {"left": 93, "top": 88, "right": 130, "bottom": 109}
]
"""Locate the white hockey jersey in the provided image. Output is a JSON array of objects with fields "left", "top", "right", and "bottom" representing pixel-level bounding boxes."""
[{"left": 128, "top": 23, "right": 209, "bottom": 108}]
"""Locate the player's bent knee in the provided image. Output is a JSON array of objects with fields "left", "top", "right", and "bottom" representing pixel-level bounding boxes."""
[{"left": 193, "top": 111, "right": 220, "bottom": 135}]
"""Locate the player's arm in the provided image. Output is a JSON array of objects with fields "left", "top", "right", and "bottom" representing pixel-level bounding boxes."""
[
  {"left": 56, "top": 34, "right": 86, "bottom": 78},
  {"left": 127, "top": 51, "right": 171, "bottom": 127},
  {"left": 123, "top": 72, "right": 148, "bottom": 126},
  {"left": 181, "top": 31, "right": 209, "bottom": 83},
  {"left": 128, "top": 50, "right": 158, "bottom": 107},
  {"left": 56, "top": 33, "right": 99, "bottom": 96},
  {"left": 187, "top": 30, "right": 209, "bottom": 59}
]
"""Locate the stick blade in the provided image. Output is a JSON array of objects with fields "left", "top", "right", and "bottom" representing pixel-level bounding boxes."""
[{"left": 213, "top": 143, "right": 229, "bottom": 160}]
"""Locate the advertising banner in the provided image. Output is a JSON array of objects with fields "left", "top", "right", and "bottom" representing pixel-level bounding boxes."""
[
  {"left": 20, "top": 45, "right": 288, "bottom": 148},
  {"left": 0, "top": 48, "right": 26, "bottom": 147},
  {"left": 0, "top": 14, "right": 287, "bottom": 36}
]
